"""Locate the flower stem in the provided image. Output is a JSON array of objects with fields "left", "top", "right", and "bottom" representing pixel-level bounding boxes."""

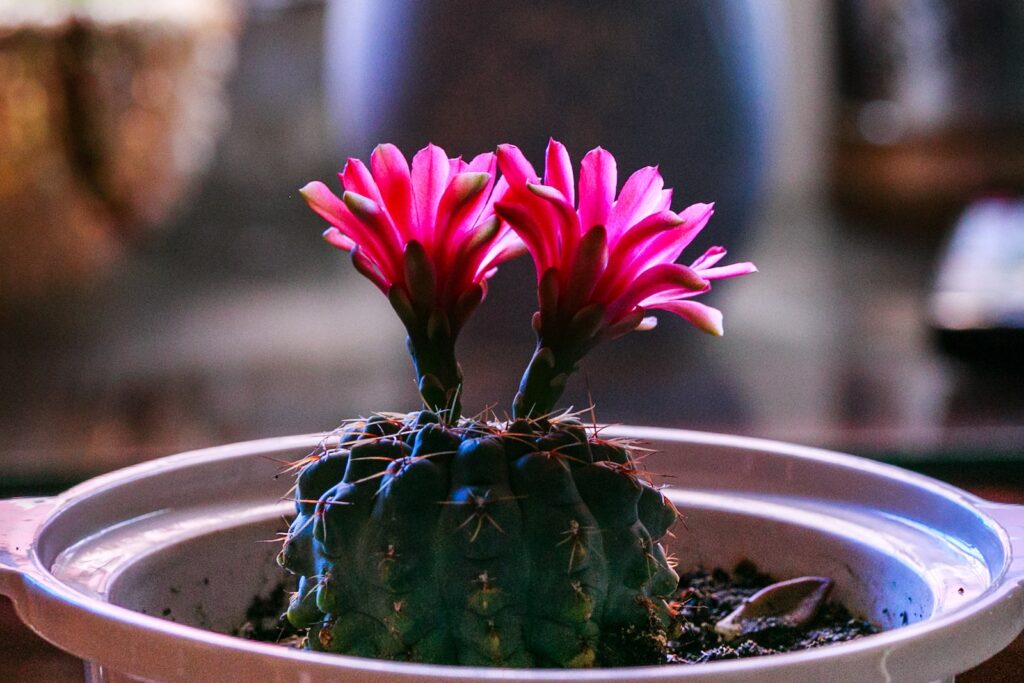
[
  {"left": 406, "top": 328, "right": 463, "bottom": 423},
  {"left": 512, "top": 342, "right": 581, "bottom": 419}
]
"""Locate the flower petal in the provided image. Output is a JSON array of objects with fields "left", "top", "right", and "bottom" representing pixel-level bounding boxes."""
[
  {"left": 458, "top": 152, "right": 499, "bottom": 235},
  {"left": 637, "top": 315, "right": 658, "bottom": 331},
  {"left": 605, "top": 165, "right": 664, "bottom": 242},
  {"left": 434, "top": 172, "right": 492, "bottom": 257},
  {"left": 351, "top": 245, "right": 390, "bottom": 293},
  {"left": 449, "top": 156, "right": 468, "bottom": 175},
  {"left": 590, "top": 209, "right": 684, "bottom": 305},
  {"left": 341, "top": 191, "right": 402, "bottom": 280},
  {"left": 497, "top": 145, "right": 569, "bottom": 265},
  {"left": 496, "top": 143, "right": 541, "bottom": 188},
  {"left": 300, "top": 180, "right": 347, "bottom": 226},
  {"left": 578, "top": 147, "right": 616, "bottom": 231},
  {"left": 370, "top": 144, "right": 415, "bottom": 241},
  {"left": 452, "top": 282, "right": 485, "bottom": 329},
  {"left": 476, "top": 227, "right": 526, "bottom": 279},
  {"left": 544, "top": 139, "right": 575, "bottom": 207},
  {"left": 647, "top": 300, "right": 724, "bottom": 336},
  {"left": 447, "top": 215, "right": 502, "bottom": 299},
  {"left": 689, "top": 245, "right": 727, "bottom": 270},
  {"left": 322, "top": 227, "right": 356, "bottom": 251},
  {"left": 488, "top": 175, "right": 510, "bottom": 208},
  {"left": 301, "top": 181, "right": 389, "bottom": 262},
  {"left": 562, "top": 225, "right": 608, "bottom": 314},
  {"left": 698, "top": 262, "right": 758, "bottom": 280},
  {"left": 403, "top": 240, "right": 437, "bottom": 312},
  {"left": 604, "top": 262, "right": 708, "bottom": 322},
  {"left": 630, "top": 202, "right": 715, "bottom": 273},
  {"left": 526, "top": 181, "right": 581, "bottom": 267},
  {"left": 600, "top": 308, "right": 646, "bottom": 341},
  {"left": 657, "top": 188, "right": 673, "bottom": 212},
  {"left": 467, "top": 151, "right": 497, "bottom": 175},
  {"left": 605, "top": 210, "right": 684, "bottom": 266},
  {"left": 494, "top": 200, "right": 556, "bottom": 276},
  {"left": 411, "top": 144, "right": 450, "bottom": 243},
  {"left": 679, "top": 201, "right": 715, "bottom": 226},
  {"left": 341, "top": 158, "right": 385, "bottom": 207},
  {"left": 637, "top": 286, "right": 704, "bottom": 306}
]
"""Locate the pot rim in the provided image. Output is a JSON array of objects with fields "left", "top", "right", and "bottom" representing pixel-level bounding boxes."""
[{"left": 3, "top": 428, "right": 1023, "bottom": 681}]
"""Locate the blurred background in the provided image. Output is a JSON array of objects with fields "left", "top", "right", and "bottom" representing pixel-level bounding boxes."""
[
  {"left": 2, "top": 0, "right": 1023, "bottom": 678},
  {"left": 2, "top": 0, "right": 1023, "bottom": 492}
]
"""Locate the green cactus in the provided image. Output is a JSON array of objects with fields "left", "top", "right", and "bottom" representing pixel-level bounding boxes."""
[{"left": 279, "top": 412, "right": 680, "bottom": 667}]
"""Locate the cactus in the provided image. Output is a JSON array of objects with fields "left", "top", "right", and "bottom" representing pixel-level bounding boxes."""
[
  {"left": 278, "top": 412, "right": 680, "bottom": 667},
  {"left": 295, "top": 141, "right": 753, "bottom": 667}
]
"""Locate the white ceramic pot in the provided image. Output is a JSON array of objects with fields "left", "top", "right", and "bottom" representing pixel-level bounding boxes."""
[{"left": 1, "top": 428, "right": 1022, "bottom": 682}]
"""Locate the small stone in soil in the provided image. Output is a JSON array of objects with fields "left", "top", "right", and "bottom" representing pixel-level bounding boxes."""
[{"left": 666, "top": 561, "right": 878, "bottom": 663}]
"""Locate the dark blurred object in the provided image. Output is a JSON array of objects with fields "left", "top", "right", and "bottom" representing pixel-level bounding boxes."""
[
  {"left": 325, "top": 0, "right": 772, "bottom": 252},
  {"left": 0, "top": 0, "right": 1020, "bottom": 491},
  {"left": 832, "top": 1, "right": 1024, "bottom": 231},
  {"left": 0, "top": 1, "right": 237, "bottom": 312},
  {"left": 930, "top": 197, "right": 1024, "bottom": 369}
]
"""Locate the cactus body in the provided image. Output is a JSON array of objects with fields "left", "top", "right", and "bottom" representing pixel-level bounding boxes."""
[{"left": 279, "top": 412, "right": 679, "bottom": 667}]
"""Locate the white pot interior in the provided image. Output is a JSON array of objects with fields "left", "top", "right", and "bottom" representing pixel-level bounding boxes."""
[
  {"left": 7, "top": 429, "right": 1018, "bottom": 683},
  {"left": 44, "top": 429, "right": 993, "bottom": 635},
  {"left": 97, "top": 495, "right": 941, "bottom": 637}
]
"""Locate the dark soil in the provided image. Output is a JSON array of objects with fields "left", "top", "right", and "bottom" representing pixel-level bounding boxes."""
[
  {"left": 665, "top": 561, "right": 878, "bottom": 663},
  {"left": 236, "top": 560, "right": 878, "bottom": 664},
  {"left": 235, "top": 582, "right": 302, "bottom": 647}
]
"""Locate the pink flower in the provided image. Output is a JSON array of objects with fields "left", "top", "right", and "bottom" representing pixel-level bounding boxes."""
[
  {"left": 301, "top": 143, "right": 521, "bottom": 325},
  {"left": 300, "top": 143, "right": 523, "bottom": 418},
  {"left": 494, "top": 140, "right": 755, "bottom": 417},
  {"left": 495, "top": 140, "right": 755, "bottom": 338}
]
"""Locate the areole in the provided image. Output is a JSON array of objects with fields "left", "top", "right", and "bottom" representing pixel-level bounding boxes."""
[{"left": 1, "top": 427, "right": 1022, "bottom": 682}]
